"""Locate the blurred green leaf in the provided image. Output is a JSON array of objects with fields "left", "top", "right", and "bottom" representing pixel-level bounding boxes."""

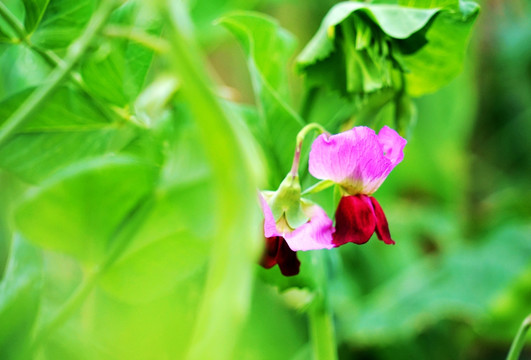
[
  {"left": 83, "top": 274, "right": 205, "bottom": 359},
  {"left": 402, "top": 1, "right": 479, "bottom": 96},
  {"left": 190, "top": 0, "right": 260, "bottom": 46},
  {"left": 80, "top": 1, "right": 161, "bottom": 107},
  {"left": 14, "top": 156, "right": 158, "bottom": 264},
  {"left": 30, "top": 0, "right": 94, "bottom": 50},
  {"left": 0, "top": 87, "right": 137, "bottom": 182},
  {"left": 0, "top": 45, "right": 49, "bottom": 99},
  {"left": 338, "top": 225, "right": 531, "bottom": 345},
  {"left": 99, "top": 176, "right": 214, "bottom": 303},
  {"left": 219, "top": 12, "right": 304, "bottom": 180},
  {"left": 0, "top": 28, "right": 11, "bottom": 42},
  {"left": 0, "top": 235, "right": 43, "bottom": 360},
  {"left": 22, "top": 0, "right": 50, "bottom": 34},
  {"left": 100, "top": 229, "right": 208, "bottom": 304}
]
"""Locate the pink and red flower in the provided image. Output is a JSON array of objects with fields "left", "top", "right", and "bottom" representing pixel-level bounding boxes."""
[
  {"left": 309, "top": 126, "right": 406, "bottom": 246},
  {"left": 259, "top": 194, "right": 334, "bottom": 276}
]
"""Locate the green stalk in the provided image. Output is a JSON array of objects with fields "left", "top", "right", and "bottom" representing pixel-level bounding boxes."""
[
  {"left": 309, "top": 302, "right": 338, "bottom": 360},
  {"left": 0, "top": 2, "right": 28, "bottom": 43},
  {"left": 156, "top": 1, "right": 260, "bottom": 360},
  {"left": 103, "top": 25, "right": 169, "bottom": 53},
  {"left": 302, "top": 180, "right": 335, "bottom": 196},
  {"left": 0, "top": 0, "right": 121, "bottom": 147},
  {"left": 308, "top": 251, "right": 338, "bottom": 360},
  {"left": 507, "top": 314, "right": 531, "bottom": 360},
  {"left": 290, "top": 123, "right": 329, "bottom": 177}
]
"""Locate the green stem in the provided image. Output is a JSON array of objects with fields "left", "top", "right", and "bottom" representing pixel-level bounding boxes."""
[
  {"left": 308, "top": 251, "right": 338, "bottom": 360},
  {"left": 157, "top": 1, "right": 259, "bottom": 360},
  {"left": 0, "top": 2, "right": 28, "bottom": 43},
  {"left": 290, "top": 123, "right": 329, "bottom": 177},
  {"left": 507, "top": 314, "right": 531, "bottom": 360},
  {"left": 104, "top": 25, "right": 169, "bottom": 53},
  {"left": 302, "top": 180, "right": 335, "bottom": 196},
  {"left": 309, "top": 303, "right": 338, "bottom": 360},
  {"left": 0, "top": 0, "right": 121, "bottom": 147}
]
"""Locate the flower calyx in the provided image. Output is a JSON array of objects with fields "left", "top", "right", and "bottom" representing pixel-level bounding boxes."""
[{"left": 267, "top": 173, "right": 310, "bottom": 231}]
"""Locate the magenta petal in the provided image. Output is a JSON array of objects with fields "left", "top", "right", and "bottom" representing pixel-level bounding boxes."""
[
  {"left": 333, "top": 195, "right": 376, "bottom": 246},
  {"left": 309, "top": 126, "right": 406, "bottom": 195},
  {"left": 284, "top": 202, "right": 335, "bottom": 251},
  {"left": 370, "top": 197, "right": 395, "bottom": 245},
  {"left": 377, "top": 126, "right": 407, "bottom": 167},
  {"left": 259, "top": 193, "right": 280, "bottom": 238}
]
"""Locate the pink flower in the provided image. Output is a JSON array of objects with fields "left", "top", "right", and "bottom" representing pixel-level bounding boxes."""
[
  {"left": 309, "top": 126, "right": 406, "bottom": 246},
  {"left": 259, "top": 193, "right": 334, "bottom": 276}
]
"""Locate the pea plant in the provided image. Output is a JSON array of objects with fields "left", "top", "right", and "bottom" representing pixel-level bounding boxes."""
[{"left": 5, "top": 0, "right": 528, "bottom": 359}]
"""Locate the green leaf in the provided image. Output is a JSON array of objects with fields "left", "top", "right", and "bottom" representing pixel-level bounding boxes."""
[
  {"left": 30, "top": 0, "right": 94, "bottom": 50},
  {"left": 22, "top": 0, "right": 50, "bottom": 34},
  {"left": 296, "top": 2, "right": 479, "bottom": 98},
  {"left": 80, "top": 1, "right": 161, "bottom": 107},
  {"left": 0, "top": 87, "right": 137, "bottom": 182},
  {"left": 402, "top": 2, "right": 479, "bottom": 96},
  {"left": 0, "top": 28, "right": 12, "bottom": 43},
  {"left": 297, "top": 3, "right": 439, "bottom": 68},
  {"left": 100, "top": 228, "right": 208, "bottom": 304},
  {"left": 0, "top": 235, "right": 43, "bottom": 360},
  {"left": 0, "top": 45, "right": 49, "bottom": 100},
  {"left": 14, "top": 156, "right": 158, "bottom": 264},
  {"left": 219, "top": 12, "right": 304, "bottom": 180},
  {"left": 80, "top": 273, "right": 206, "bottom": 359}
]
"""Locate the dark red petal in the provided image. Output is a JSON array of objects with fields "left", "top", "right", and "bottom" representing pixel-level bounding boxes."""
[
  {"left": 276, "top": 239, "right": 300, "bottom": 276},
  {"left": 260, "top": 236, "right": 281, "bottom": 269},
  {"left": 370, "top": 197, "right": 395, "bottom": 245},
  {"left": 333, "top": 195, "right": 376, "bottom": 246},
  {"left": 259, "top": 236, "right": 300, "bottom": 276}
]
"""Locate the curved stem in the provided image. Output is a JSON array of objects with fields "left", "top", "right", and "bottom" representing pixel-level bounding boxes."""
[
  {"left": 507, "top": 314, "right": 531, "bottom": 360},
  {"left": 290, "top": 123, "right": 329, "bottom": 177},
  {"left": 0, "top": 0, "right": 120, "bottom": 147}
]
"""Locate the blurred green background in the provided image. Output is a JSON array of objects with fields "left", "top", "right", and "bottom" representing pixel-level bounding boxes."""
[{"left": 0, "top": 0, "right": 530, "bottom": 359}]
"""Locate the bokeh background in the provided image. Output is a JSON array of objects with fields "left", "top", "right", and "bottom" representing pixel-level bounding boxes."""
[{"left": 0, "top": 0, "right": 530, "bottom": 359}]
